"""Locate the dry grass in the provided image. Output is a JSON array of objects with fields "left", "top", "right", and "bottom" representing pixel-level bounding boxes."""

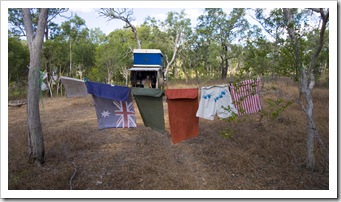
[{"left": 8, "top": 77, "right": 329, "bottom": 190}]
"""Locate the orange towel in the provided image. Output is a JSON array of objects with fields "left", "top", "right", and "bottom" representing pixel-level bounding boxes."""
[{"left": 166, "top": 88, "right": 199, "bottom": 144}]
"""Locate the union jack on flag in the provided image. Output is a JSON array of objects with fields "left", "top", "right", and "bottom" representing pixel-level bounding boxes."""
[
  {"left": 113, "top": 100, "right": 137, "bottom": 128},
  {"left": 91, "top": 94, "right": 137, "bottom": 130},
  {"left": 86, "top": 81, "right": 137, "bottom": 130}
]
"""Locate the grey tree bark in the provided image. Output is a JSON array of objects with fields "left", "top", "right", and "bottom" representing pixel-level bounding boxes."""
[
  {"left": 283, "top": 8, "right": 329, "bottom": 170},
  {"left": 22, "top": 8, "right": 49, "bottom": 164}
]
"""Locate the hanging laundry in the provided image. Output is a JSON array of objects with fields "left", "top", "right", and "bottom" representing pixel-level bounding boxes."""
[
  {"left": 86, "top": 80, "right": 130, "bottom": 101},
  {"left": 41, "top": 81, "right": 49, "bottom": 91},
  {"left": 131, "top": 88, "right": 165, "bottom": 134},
  {"left": 229, "top": 78, "right": 262, "bottom": 115},
  {"left": 85, "top": 81, "right": 136, "bottom": 129},
  {"left": 166, "top": 88, "right": 199, "bottom": 144},
  {"left": 40, "top": 71, "right": 49, "bottom": 91},
  {"left": 60, "top": 76, "right": 88, "bottom": 98},
  {"left": 196, "top": 85, "right": 238, "bottom": 120}
]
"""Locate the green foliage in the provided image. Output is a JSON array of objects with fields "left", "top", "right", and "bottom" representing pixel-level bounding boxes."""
[
  {"left": 8, "top": 37, "right": 29, "bottom": 82},
  {"left": 221, "top": 105, "right": 239, "bottom": 122},
  {"left": 195, "top": 8, "right": 250, "bottom": 79},
  {"left": 220, "top": 127, "right": 234, "bottom": 139},
  {"left": 8, "top": 8, "right": 328, "bottom": 86},
  {"left": 8, "top": 8, "right": 68, "bottom": 38},
  {"left": 9, "top": 81, "right": 27, "bottom": 100},
  {"left": 89, "top": 29, "right": 133, "bottom": 83},
  {"left": 261, "top": 98, "right": 293, "bottom": 120},
  {"left": 87, "top": 66, "right": 106, "bottom": 83}
]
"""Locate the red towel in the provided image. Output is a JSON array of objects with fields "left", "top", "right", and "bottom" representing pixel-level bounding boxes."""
[{"left": 166, "top": 88, "right": 199, "bottom": 144}]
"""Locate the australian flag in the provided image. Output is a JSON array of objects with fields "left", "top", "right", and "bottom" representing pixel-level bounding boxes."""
[{"left": 86, "top": 81, "right": 136, "bottom": 129}]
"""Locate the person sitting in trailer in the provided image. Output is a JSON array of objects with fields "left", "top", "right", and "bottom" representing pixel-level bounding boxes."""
[{"left": 143, "top": 76, "right": 152, "bottom": 88}]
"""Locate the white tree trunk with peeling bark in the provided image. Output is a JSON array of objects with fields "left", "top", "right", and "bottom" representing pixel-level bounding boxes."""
[
  {"left": 164, "top": 30, "right": 181, "bottom": 79},
  {"left": 283, "top": 8, "right": 329, "bottom": 170},
  {"left": 22, "top": 8, "right": 49, "bottom": 164}
]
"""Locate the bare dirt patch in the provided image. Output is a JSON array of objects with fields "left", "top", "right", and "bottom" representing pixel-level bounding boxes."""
[{"left": 8, "top": 78, "right": 329, "bottom": 190}]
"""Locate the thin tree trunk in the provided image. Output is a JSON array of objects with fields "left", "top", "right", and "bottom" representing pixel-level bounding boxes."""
[
  {"left": 283, "top": 8, "right": 329, "bottom": 170},
  {"left": 181, "top": 64, "right": 188, "bottom": 83},
  {"left": 164, "top": 31, "right": 180, "bottom": 79},
  {"left": 69, "top": 38, "right": 72, "bottom": 74},
  {"left": 22, "top": 8, "right": 48, "bottom": 164},
  {"left": 300, "top": 82, "right": 316, "bottom": 169},
  {"left": 131, "top": 25, "right": 141, "bottom": 49},
  {"left": 220, "top": 55, "right": 228, "bottom": 79},
  {"left": 46, "top": 73, "right": 53, "bottom": 98}
]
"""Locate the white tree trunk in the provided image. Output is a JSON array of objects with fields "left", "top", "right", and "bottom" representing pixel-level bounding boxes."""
[
  {"left": 164, "top": 31, "right": 180, "bottom": 79},
  {"left": 283, "top": 8, "right": 329, "bottom": 170},
  {"left": 300, "top": 76, "right": 316, "bottom": 169},
  {"left": 47, "top": 74, "right": 53, "bottom": 98}
]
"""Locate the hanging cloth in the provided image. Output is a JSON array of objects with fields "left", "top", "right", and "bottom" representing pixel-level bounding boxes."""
[
  {"left": 166, "top": 88, "right": 199, "bottom": 144},
  {"left": 131, "top": 88, "right": 165, "bottom": 134},
  {"left": 196, "top": 85, "right": 238, "bottom": 120},
  {"left": 85, "top": 80, "right": 130, "bottom": 101},
  {"left": 229, "top": 78, "right": 262, "bottom": 115},
  {"left": 60, "top": 76, "right": 88, "bottom": 98},
  {"left": 85, "top": 80, "right": 136, "bottom": 129}
]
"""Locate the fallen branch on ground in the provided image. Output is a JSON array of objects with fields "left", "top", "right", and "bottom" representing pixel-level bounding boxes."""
[{"left": 8, "top": 100, "right": 27, "bottom": 107}]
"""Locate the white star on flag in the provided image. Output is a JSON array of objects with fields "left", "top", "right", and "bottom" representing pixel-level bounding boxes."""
[{"left": 101, "top": 110, "right": 110, "bottom": 118}]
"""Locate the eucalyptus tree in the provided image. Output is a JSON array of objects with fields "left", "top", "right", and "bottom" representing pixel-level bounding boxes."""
[
  {"left": 97, "top": 8, "right": 141, "bottom": 49},
  {"left": 282, "top": 8, "right": 329, "bottom": 170},
  {"left": 140, "top": 12, "right": 192, "bottom": 80},
  {"left": 161, "top": 10, "right": 192, "bottom": 79},
  {"left": 241, "top": 32, "right": 274, "bottom": 77},
  {"left": 72, "top": 27, "right": 96, "bottom": 78},
  {"left": 9, "top": 8, "right": 68, "bottom": 39},
  {"left": 196, "top": 8, "right": 249, "bottom": 79},
  {"left": 8, "top": 8, "right": 69, "bottom": 88},
  {"left": 59, "top": 14, "right": 86, "bottom": 74},
  {"left": 91, "top": 29, "right": 134, "bottom": 84},
  {"left": 138, "top": 20, "right": 168, "bottom": 50},
  {"left": 22, "top": 8, "right": 48, "bottom": 164},
  {"left": 176, "top": 31, "right": 202, "bottom": 82},
  {"left": 141, "top": 17, "right": 174, "bottom": 65},
  {"left": 41, "top": 36, "right": 69, "bottom": 96},
  {"left": 89, "top": 27, "right": 107, "bottom": 45},
  {"left": 250, "top": 8, "right": 296, "bottom": 79}
]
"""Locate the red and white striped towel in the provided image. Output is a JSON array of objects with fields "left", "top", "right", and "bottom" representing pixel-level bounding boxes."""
[{"left": 229, "top": 78, "right": 262, "bottom": 115}]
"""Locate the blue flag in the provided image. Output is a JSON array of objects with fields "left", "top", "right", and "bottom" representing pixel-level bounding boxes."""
[
  {"left": 92, "top": 95, "right": 137, "bottom": 129},
  {"left": 85, "top": 81, "right": 136, "bottom": 129},
  {"left": 85, "top": 80, "right": 131, "bottom": 101}
]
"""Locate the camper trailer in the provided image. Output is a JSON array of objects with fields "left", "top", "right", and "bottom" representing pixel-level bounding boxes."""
[{"left": 129, "top": 49, "right": 164, "bottom": 89}]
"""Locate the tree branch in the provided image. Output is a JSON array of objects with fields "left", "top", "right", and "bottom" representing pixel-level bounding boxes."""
[
  {"left": 22, "top": 9, "right": 34, "bottom": 43},
  {"left": 97, "top": 8, "right": 141, "bottom": 48}
]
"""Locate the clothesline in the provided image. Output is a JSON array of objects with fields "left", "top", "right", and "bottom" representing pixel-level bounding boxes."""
[{"left": 60, "top": 76, "right": 262, "bottom": 144}]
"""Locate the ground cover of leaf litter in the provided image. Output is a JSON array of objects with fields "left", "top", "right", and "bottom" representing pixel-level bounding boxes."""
[{"left": 8, "top": 78, "right": 329, "bottom": 190}]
